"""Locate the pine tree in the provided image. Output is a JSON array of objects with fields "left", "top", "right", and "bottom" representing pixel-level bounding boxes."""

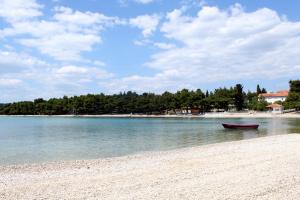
[
  {"left": 261, "top": 88, "right": 267, "bottom": 93},
  {"left": 256, "top": 84, "right": 261, "bottom": 94},
  {"left": 205, "top": 90, "right": 209, "bottom": 98},
  {"left": 234, "top": 84, "right": 244, "bottom": 111}
]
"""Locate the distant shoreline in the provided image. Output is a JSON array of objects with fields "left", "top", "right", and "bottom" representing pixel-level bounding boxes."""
[{"left": 1, "top": 112, "right": 300, "bottom": 118}]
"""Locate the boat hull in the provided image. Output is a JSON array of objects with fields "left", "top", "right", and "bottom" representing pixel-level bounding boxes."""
[{"left": 222, "top": 123, "right": 259, "bottom": 129}]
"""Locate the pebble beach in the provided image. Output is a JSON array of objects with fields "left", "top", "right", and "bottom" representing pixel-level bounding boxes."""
[{"left": 1, "top": 134, "right": 300, "bottom": 200}]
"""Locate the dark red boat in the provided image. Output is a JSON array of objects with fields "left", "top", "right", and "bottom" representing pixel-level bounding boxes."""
[{"left": 222, "top": 123, "right": 259, "bottom": 129}]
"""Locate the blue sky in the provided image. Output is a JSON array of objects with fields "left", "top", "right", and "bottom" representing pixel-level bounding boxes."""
[{"left": 1, "top": 0, "right": 300, "bottom": 102}]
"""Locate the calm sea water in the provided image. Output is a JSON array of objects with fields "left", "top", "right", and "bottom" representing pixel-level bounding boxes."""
[{"left": 0, "top": 116, "right": 300, "bottom": 165}]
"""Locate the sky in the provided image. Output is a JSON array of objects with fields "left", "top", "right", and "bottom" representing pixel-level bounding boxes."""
[{"left": 1, "top": 0, "right": 300, "bottom": 102}]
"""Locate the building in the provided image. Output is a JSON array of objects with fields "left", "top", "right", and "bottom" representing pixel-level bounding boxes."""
[
  {"left": 266, "top": 103, "right": 284, "bottom": 114},
  {"left": 260, "top": 90, "right": 289, "bottom": 104},
  {"left": 191, "top": 108, "right": 201, "bottom": 115},
  {"left": 170, "top": 107, "right": 201, "bottom": 115}
]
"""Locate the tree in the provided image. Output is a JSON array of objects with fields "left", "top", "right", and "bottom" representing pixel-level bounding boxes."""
[
  {"left": 175, "top": 89, "right": 192, "bottom": 112},
  {"left": 261, "top": 88, "right": 267, "bottom": 93},
  {"left": 248, "top": 95, "right": 268, "bottom": 111},
  {"left": 211, "top": 87, "right": 234, "bottom": 111},
  {"left": 289, "top": 80, "right": 300, "bottom": 93},
  {"left": 234, "top": 84, "right": 244, "bottom": 111},
  {"left": 205, "top": 90, "right": 209, "bottom": 98},
  {"left": 284, "top": 80, "right": 300, "bottom": 110},
  {"left": 161, "top": 92, "right": 176, "bottom": 112},
  {"left": 190, "top": 89, "right": 205, "bottom": 109},
  {"left": 284, "top": 93, "right": 300, "bottom": 110},
  {"left": 246, "top": 91, "right": 257, "bottom": 110},
  {"left": 256, "top": 97, "right": 268, "bottom": 111},
  {"left": 256, "top": 84, "right": 261, "bottom": 94}
]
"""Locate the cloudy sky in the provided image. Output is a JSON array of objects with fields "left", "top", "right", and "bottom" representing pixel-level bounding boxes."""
[{"left": 1, "top": 0, "right": 300, "bottom": 102}]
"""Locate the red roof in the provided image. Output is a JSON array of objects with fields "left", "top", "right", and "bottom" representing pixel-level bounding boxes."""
[
  {"left": 266, "top": 103, "right": 283, "bottom": 108},
  {"left": 260, "top": 90, "right": 289, "bottom": 98}
]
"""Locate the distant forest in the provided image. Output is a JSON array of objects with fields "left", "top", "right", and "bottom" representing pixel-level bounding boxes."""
[{"left": 1, "top": 81, "right": 300, "bottom": 115}]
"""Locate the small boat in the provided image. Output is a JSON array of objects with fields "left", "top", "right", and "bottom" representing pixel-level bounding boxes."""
[{"left": 222, "top": 123, "right": 259, "bottom": 129}]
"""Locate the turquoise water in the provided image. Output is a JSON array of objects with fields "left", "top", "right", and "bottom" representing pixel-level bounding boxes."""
[{"left": 0, "top": 116, "right": 300, "bottom": 165}]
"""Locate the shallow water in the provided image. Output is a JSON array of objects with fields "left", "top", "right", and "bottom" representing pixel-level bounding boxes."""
[{"left": 0, "top": 116, "right": 300, "bottom": 165}]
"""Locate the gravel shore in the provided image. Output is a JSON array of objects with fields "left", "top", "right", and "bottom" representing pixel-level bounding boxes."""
[
  {"left": 2, "top": 112, "right": 300, "bottom": 118},
  {"left": 1, "top": 134, "right": 300, "bottom": 200}
]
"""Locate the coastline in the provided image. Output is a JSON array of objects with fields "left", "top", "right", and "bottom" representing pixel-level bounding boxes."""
[
  {"left": 1, "top": 112, "right": 300, "bottom": 118},
  {"left": 1, "top": 134, "right": 300, "bottom": 199}
]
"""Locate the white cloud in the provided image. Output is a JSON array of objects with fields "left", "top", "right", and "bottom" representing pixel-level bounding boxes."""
[
  {"left": 93, "top": 60, "right": 106, "bottom": 67},
  {"left": 28, "top": 65, "right": 114, "bottom": 98},
  {"left": 129, "top": 14, "right": 160, "bottom": 37},
  {"left": 119, "top": 0, "right": 155, "bottom": 6},
  {"left": 53, "top": 6, "right": 122, "bottom": 27},
  {"left": 0, "top": 48, "right": 113, "bottom": 100},
  {"left": 133, "top": 39, "right": 176, "bottom": 50},
  {"left": 0, "top": 63, "right": 114, "bottom": 101},
  {"left": 55, "top": 65, "right": 113, "bottom": 79},
  {"left": 0, "top": 0, "right": 118, "bottom": 100},
  {"left": 0, "top": 50, "right": 47, "bottom": 73},
  {"left": 103, "top": 70, "right": 191, "bottom": 93},
  {"left": 122, "top": 4, "right": 300, "bottom": 91},
  {"left": 135, "top": 0, "right": 154, "bottom": 4},
  {"left": 57, "top": 65, "right": 88, "bottom": 74},
  {"left": 0, "top": 0, "right": 42, "bottom": 22},
  {"left": 0, "top": 78, "right": 22, "bottom": 86},
  {"left": 180, "top": 0, "right": 207, "bottom": 8},
  {"left": 100, "top": 4, "right": 300, "bottom": 93},
  {"left": 153, "top": 42, "right": 176, "bottom": 49},
  {"left": 19, "top": 33, "right": 101, "bottom": 61},
  {"left": 0, "top": 2, "right": 122, "bottom": 61}
]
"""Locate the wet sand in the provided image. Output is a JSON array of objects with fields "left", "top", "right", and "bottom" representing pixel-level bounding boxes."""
[{"left": 1, "top": 134, "right": 300, "bottom": 199}]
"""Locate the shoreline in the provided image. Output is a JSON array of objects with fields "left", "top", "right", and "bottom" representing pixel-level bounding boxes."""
[
  {"left": 1, "top": 112, "right": 300, "bottom": 118},
  {"left": 1, "top": 134, "right": 300, "bottom": 199}
]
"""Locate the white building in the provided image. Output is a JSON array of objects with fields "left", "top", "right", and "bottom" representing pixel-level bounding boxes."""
[
  {"left": 260, "top": 90, "right": 289, "bottom": 104},
  {"left": 266, "top": 103, "right": 284, "bottom": 114}
]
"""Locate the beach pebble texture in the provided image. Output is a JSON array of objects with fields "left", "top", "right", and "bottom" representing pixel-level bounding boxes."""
[{"left": 1, "top": 134, "right": 300, "bottom": 200}]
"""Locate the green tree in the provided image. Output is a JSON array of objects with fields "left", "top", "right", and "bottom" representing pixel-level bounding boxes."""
[
  {"left": 234, "top": 84, "right": 244, "bottom": 111},
  {"left": 289, "top": 80, "right": 300, "bottom": 93},
  {"left": 283, "top": 80, "right": 300, "bottom": 110},
  {"left": 261, "top": 88, "right": 267, "bottom": 93},
  {"left": 205, "top": 90, "right": 209, "bottom": 98},
  {"left": 256, "top": 84, "right": 261, "bottom": 94}
]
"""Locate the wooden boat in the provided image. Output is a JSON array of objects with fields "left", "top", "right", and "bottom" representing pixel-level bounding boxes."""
[{"left": 222, "top": 123, "right": 259, "bottom": 129}]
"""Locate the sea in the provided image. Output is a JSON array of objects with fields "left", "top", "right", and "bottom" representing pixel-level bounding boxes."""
[{"left": 1, "top": 116, "right": 300, "bottom": 165}]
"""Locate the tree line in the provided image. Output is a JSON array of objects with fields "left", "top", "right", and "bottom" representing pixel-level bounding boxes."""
[
  {"left": 283, "top": 80, "right": 300, "bottom": 110},
  {"left": 0, "top": 83, "right": 273, "bottom": 115}
]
